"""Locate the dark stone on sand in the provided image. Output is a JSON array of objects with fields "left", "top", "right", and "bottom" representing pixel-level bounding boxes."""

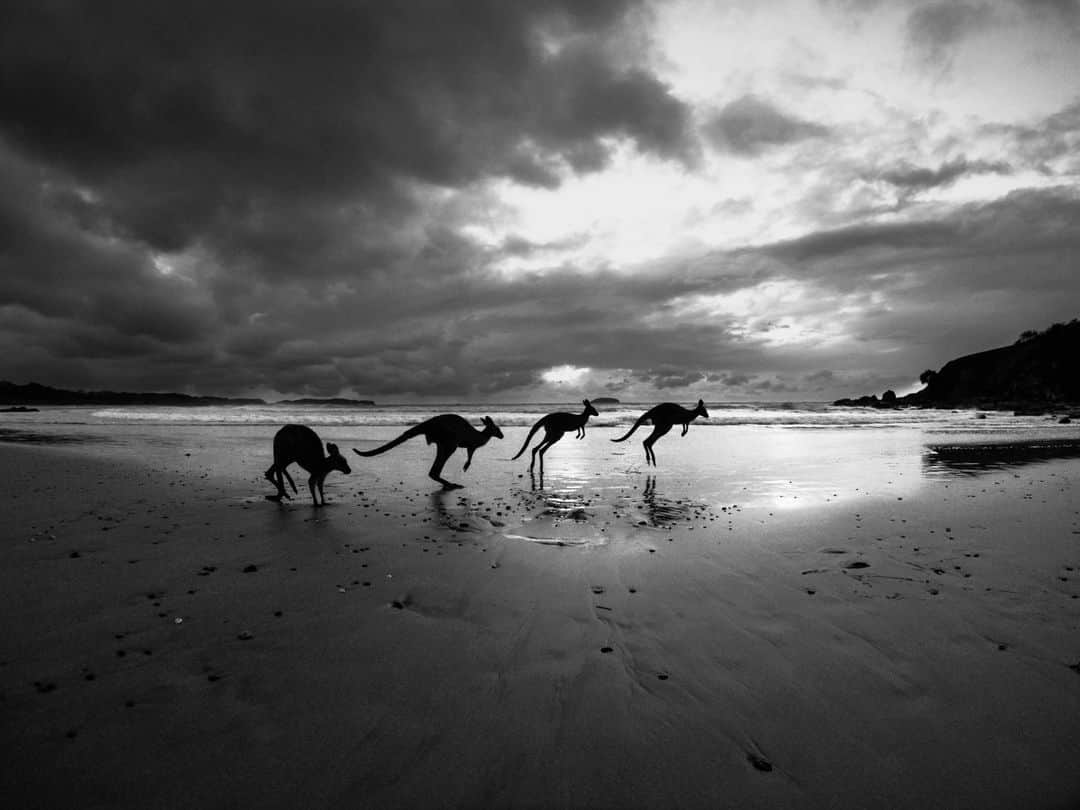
[
  {"left": 845, "top": 561, "right": 870, "bottom": 569},
  {"left": 657, "top": 673, "right": 669, "bottom": 681},
  {"left": 747, "top": 753, "right": 773, "bottom": 772},
  {"left": 391, "top": 600, "right": 405, "bottom": 609},
  {"left": 242, "top": 564, "right": 257, "bottom": 573},
  {"left": 601, "top": 646, "right": 613, "bottom": 653},
  {"left": 237, "top": 630, "right": 254, "bottom": 641}
]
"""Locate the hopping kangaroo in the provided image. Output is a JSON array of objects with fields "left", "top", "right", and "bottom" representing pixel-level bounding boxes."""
[
  {"left": 352, "top": 414, "right": 503, "bottom": 490},
  {"left": 512, "top": 399, "right": 599, "bottom": 475},
  {"left": 265, "top": 424, "right": 351, "bottom": 506},
  {"left": 610, "top": 399, "right": 709, "bottom": 466}
]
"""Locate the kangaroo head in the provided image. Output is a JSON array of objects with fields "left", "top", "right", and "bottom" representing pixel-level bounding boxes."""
[
  {"left": 325, "top": 441, "right": 352, "bottom": 474},
  {"left": 483, "top": 416, "right": 504, "bottom": 439},
  {"left": 583, "top": 399, "right": 599, "bottom": 417},
  {"left": 695, "top": 399, "right": 709, "bottom": 419}
]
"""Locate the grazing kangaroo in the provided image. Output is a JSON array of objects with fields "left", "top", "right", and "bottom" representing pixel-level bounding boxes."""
[
  {"left": 512, "top": 399, "right": 599, "bottom": 475},
  {"left": 352, "top": 414, "right": 504, "bottom": 490},
  {"left": 611, "top": 399, "right": 709, "bottom": 466},
  {"left": 264, "top": 424, "right": 351, "bottom": 506}
]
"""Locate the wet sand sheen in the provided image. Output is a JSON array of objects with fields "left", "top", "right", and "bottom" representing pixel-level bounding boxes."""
[{"left": 2, "top": 433, "right": 1079, "bottom": 809}]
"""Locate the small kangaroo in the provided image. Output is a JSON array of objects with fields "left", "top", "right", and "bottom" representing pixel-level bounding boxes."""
[
  {"left": 512, "top": 399, "right": 599, "bottom": 475},
  {"left": 265, "top": 424, "right": 351, "bottom": 506},
  {"left": 352, "top": 414, "right": 504, "bottom": 490},
  {"left": 610, "top": 399, "right": 709, "bottom": 466}
]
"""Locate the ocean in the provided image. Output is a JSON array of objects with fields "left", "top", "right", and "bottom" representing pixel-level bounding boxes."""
[{"left": 4, "top": 402, "right": 1079, "bottom": 514}]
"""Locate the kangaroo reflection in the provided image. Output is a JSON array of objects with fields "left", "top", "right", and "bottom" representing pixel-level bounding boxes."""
[
  {"left": 640, "top": 475, "right": 703, "bottom": 527},
  {"left": 428, "top": 489, "right": 494, "bottom": 536}
]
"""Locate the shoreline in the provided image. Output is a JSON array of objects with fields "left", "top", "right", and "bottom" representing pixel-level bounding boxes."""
[{"left": 3, "top": 439, "right": 1079, "bottom": 809}]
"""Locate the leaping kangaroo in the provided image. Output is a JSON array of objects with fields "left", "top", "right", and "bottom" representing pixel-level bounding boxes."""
[
  {"left": 265, "top": 424, "right": 351, "bottom": 505},
  {"left": 512, "top": 399, "right": 599, "bottom": 475},
  {"left": 611, "top": 399, "right": 709, "bottom": 466},
  {"left": 352, "top": 414, "right": 504, "bottom": 490}
]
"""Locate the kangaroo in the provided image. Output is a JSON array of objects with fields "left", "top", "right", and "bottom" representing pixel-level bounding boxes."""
[
  {"left": 352, "top": 414, "right": 503, "bottom": 490},
  {"left": 512, "top": 399, "right": 599, "bottom": 475},
  {"left": 264, "top": 424, "right": 351, "bottom": 506},
  {"left": 610, "top": 399, "right": 709, "bottom": 466}
]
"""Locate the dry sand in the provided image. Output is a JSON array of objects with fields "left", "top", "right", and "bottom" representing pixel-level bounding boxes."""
[{"left": 2, "top": 438, "right": 1079, "bottom": 809}]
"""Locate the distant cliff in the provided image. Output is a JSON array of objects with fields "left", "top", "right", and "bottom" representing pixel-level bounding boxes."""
[
  {"left": 0, "top": 381, "right": 265, "bottom": 407},
  {"left": 835, "top": 319, "right": 1080, "bottom": 410}
]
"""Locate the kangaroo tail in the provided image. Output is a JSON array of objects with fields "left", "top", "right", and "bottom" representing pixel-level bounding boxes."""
[
  {"left": 611, "top": 413, "right": 649, "bottom": 443},
  {"left": 511, "top": 419, "right": 545, "bottom": 459},
  {"left": 353, "top": 424, "right": 426, "bottom": 457}
]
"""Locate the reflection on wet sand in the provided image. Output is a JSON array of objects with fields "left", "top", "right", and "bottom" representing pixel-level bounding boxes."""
[
  {"left": 923, "top": 439, "right": 1080, "bottom": 477},
  {"left": 640, "top": 476, "right": 710, "bottom": 528},
  {"left": 0, "top": 428, "right": 105, "bottom": 445}
]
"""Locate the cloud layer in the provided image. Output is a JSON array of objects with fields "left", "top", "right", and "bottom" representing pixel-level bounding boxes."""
[{"left": 1, "top": 0, "right": 1078, "bottom": 401}]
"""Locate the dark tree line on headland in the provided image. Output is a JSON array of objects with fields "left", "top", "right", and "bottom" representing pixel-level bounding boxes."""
[
  {"left": 835, "top": 319, "right": 1080, "bottom": 412},
  {"left": 0, "top": 381, "right": 374, "bottom": 408}
]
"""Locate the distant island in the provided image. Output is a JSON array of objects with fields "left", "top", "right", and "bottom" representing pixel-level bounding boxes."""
[
  {"left": 0, "top": 381, "right": 375, "bottom": 408},
  {"left": 276, "top": 398, "right": 375, "bottom": 407},
  {"left": 834, "top": 319, "right": 1080, "bottom": 413},
  {"left": 592, "top": 397, "right": 620, "bottom": 405}
]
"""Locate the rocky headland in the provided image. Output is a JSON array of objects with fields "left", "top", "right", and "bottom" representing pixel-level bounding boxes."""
[{"left": 834, "top": 319, "right": 1080, "bottom": 414}]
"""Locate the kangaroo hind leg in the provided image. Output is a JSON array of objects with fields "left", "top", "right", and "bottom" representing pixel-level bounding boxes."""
[
  {"left": 265, "top": 464, "right": 285, "bottom": 501},
  {"left": 643, "top": 424, "right": 672, "bottom": 467},
  {"left": 429, "top": 444, "right": 461, "bottom": 490}
]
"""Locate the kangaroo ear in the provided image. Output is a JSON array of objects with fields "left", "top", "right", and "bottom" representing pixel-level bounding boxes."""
[
  {"left": 326, "top": 442, "right": 338, "bottom": 455},
  {"left": 583, "top": 399, "right": 590, "bottom": 406}
]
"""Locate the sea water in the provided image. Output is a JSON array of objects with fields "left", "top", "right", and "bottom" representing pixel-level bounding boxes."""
[{"left": 3, "top": 402, "right": 1079, "bottom": 515}]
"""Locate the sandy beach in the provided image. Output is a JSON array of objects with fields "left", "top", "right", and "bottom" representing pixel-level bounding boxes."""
[{"left": 2, "top": 425, "right": 1080, "bottom": 810}]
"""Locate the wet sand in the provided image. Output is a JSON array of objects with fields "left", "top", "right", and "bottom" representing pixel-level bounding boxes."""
[{"left": 2, "top": 433, "right": 1080, "bottom": 809}]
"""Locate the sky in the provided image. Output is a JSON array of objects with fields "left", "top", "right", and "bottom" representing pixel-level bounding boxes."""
[{"left": 1, "top": 0, "right": 1078, "bottom": 403}]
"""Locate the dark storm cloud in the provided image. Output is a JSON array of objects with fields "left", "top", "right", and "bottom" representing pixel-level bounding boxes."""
[
  {"left": 759, "top": 186, "right": 1080, "bottom": 273},
  {"left": 0, "top": 0, "right": 705, "bottom": 397},
  {"left": 1012, "top": 0, "right": 1080, "bottom": 30},
  {"left": 633, "top": 367, "right": 707, "bottom": 389},
  {"left": 877, "top": 156, "right": 1012, "bottom": 192},
  {"left": 0, "top": 0, "right": 693, "bottom": 253},
  {"left": 984, "top": 101, "right": 1080, "bottom": 173},
  {"left": 905, "top": 2, "right": 995, "bottom": 71},
  {"left": 702, "top": 95, "right": 831, "bottom": 156}
]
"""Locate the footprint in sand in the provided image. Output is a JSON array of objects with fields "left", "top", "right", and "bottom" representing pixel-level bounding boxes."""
[{"left": 747, "top": 753, "right": 773, "bottom": 772}]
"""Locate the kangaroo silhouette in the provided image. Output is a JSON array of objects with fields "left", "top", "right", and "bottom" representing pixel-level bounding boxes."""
[
  {"left": 264, "top": 424, "right": 351, "bottom": 505},
  {"left": 611, "top": 399, "right": 709, "bottom": 466},
  {"left": 352, "top": 414, "right": 504, "bottom": 490},
  {"left": 512, "top": 399, "right": 599, "bottom": 475}
]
